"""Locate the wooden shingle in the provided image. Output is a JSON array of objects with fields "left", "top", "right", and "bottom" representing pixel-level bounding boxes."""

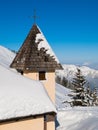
[{"left": 10, "top": 24, "right": 63, "bottom": 72}]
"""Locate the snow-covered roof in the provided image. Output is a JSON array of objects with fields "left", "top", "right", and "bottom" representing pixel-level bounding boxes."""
[
  {"left": 10, "top": 24, "right": 62, "bottom": 71},
  {"left": 35, "top": 26, "right": 59, "bottom": 63},
  {"left": 0, "top": 45, "right": 15, "bottom": 68},
  {"left": 0, "top": 65, "right": 56, "bottom": 121}
]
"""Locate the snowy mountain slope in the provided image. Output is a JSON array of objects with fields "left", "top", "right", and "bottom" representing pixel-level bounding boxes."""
[
  {"left": 56, "top": 64, "right": 98, "bottom": 89},
  {"left": 0, "top": 45, "right": 15, "bottom": 68}
]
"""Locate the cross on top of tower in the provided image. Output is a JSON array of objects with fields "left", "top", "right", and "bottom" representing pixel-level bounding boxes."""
[{"left": 33, "top": 9, "right": 37, "bottom": 24}]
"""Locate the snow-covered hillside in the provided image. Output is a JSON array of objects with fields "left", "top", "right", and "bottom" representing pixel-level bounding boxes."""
[
  {"left": 0, "top": 45, "right": 15, "bottom": 68},
  {"left": 56, "top": 64, "right": 98, "bottom": 89},
  {"left": 56, "top": 83, "right": 73, "bottom": 109}
]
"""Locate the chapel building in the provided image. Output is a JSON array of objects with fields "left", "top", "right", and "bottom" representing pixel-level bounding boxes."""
[{"left": 10, "top": 24, "right": 62, "bottom": 103}]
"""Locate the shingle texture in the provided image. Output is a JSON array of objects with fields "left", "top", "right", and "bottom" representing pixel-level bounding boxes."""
[{"left": 10, "top": 24, "right": 63, "bottom": 72}]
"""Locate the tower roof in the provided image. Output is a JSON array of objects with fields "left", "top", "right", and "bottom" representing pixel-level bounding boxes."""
[{"left": 10, "top": 24, "right": 63, "bottom": 72}]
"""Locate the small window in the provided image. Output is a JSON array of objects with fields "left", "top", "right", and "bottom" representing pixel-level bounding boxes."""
[{"left": 39, "top": 71, "right": 46, "bottom": 80}]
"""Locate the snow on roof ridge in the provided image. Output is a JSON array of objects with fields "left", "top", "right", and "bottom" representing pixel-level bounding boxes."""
[
  {"left": 35, "top": 25, "right": 60, "bottom": 63},
  {"left": 0, "top": 65, "right": 56, "bottom": 120}
]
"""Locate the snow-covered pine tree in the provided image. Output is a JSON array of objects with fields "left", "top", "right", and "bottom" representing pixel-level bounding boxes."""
[
  {"left": 85, "top": 84, "right": 93, "bottom": 106},
  {"left": 61, "top": 77, "right": 68, "bottom": 87},
  {"left": 62, "top": 68, "right": 98, "bottom": 107},
  {"left": 92, "top": 87, "right": 98, "bottom": 106},
  {"left": 71, "top": 68, "right": 87, "bottom": 106},
  {"left": 85, "top": 85, "right": 98, "bottom": 106}
]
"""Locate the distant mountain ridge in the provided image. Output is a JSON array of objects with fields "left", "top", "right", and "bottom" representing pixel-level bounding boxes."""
[{"left": 56, "top": 64, "right": 98, "bottom": 90}]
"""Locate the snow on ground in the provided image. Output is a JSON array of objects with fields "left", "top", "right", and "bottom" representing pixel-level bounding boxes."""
[
  {"left": 0, "top": 64, "right": 56, "bottom": 120},
  {"left": 56, "top": 83, "right": 98, "bottom": 130},
  {"left": 0, "top": 45, "right": 15, "bottom": 68},
  {"left": 56, "top": 83, "right": 73, "bottom": 108},
  {"left": 56, "top": 107, "right": 98, "bottom": 130}
]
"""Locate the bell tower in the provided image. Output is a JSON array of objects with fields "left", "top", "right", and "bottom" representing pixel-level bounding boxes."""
[{"left": 10, "top": 24, "right": 62, "bottom": 103}]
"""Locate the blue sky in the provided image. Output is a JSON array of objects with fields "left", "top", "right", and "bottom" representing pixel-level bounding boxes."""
[{"left": 0, "top": 0, "right": 98, "bottom": 68}]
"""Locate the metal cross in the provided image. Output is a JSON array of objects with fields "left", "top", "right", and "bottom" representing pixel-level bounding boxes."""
[{"left": 33, "top": 9, "right": 37, "bottom": 24}]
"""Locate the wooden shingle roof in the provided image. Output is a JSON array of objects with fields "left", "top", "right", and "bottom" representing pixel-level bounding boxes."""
[{"left": 10, "top": 24, "right": 63, "bottom": 72}]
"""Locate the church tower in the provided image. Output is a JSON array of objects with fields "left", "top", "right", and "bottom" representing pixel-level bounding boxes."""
[{"left": 10, "top": 24, "right": 62, "bottom": 103}]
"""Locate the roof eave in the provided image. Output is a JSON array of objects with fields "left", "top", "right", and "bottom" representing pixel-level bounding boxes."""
[{"left": 0, "top": 111, "right": 56, "bottom": 123}]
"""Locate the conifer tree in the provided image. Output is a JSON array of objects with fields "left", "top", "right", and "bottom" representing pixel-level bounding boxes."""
[
  {"left": 62, "top": 77, "right": 68, "bottom": 87},
  {"left": 71, "top": 68, "right": 87, "bottom": 106},
  {"left": 72, "top": 68, "right": 86, "bottom": 92},
  {"left": 92, "top": 87, "right": 98, "bottom": 106},
  {"left": 62, "top": 67, "right": 98, "bottom": 107}
]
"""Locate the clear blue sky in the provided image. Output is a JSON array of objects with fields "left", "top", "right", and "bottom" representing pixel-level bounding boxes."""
[{"left": 0, "top": 0, "right": 98, "bottom": 67}]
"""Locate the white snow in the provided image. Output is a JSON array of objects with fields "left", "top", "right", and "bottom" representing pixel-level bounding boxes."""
[
  {"left": 0, "top": 65, "right": 56, "bottom": 120},
  {"left": 35, "top": 26, "right": 59, "bottom": 63},
  {"left": 0, "top": 45, "right": 98, "bottom": 130},
  {"left": 56, "top": 83, "right": 98, "bottom": 130},
  {"left": 56, "top": 83, "right": 73, "bottom": 108},
  {"left": 0, "top": 45, "right": 15, "bottom": 68},
  {"left": 56, "top": 107, "right": 98, "bottom": 130}
]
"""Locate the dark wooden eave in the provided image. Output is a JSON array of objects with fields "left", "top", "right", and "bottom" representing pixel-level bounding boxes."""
[{"left": 0, "top": 111, "right": 56, "bottom": 124}]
